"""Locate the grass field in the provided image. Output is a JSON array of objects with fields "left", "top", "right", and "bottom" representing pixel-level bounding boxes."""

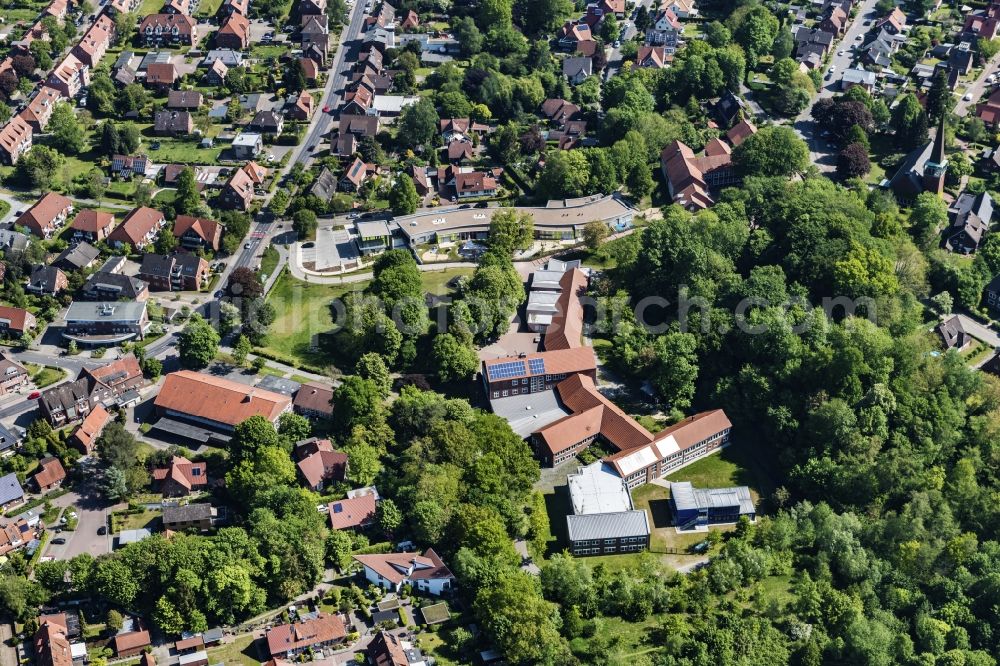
[
  {"left": 259, "top": 246, "right": 279, "bottom": 279},
  {"left": 111, "top": 509, "right": 161, "bottom": 533},
  {"left": 261, "top": 267, "right": 473, "bottom": 369},
  {"left": 28, "top": 364, "right": 66, "bottom": 388},
  {"left": 207, "top": 633, "right": 261, "bottom": 666},
  {"left": 576, "top": 615, "right": 664, "bottom": 662},
  {"left": 139, "top": 0, "right": 164, "bottom": 16}
]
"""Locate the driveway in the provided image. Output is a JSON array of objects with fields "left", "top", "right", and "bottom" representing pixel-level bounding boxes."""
[
  {"left": 44, "top": 467, "right": 113, "bottom": 561},
  {"left": 954, "top": 312, "right": 1000, "bottom": 348},
  {"left": 955, "top": 51, "right": 1000, "bottom": 117}
]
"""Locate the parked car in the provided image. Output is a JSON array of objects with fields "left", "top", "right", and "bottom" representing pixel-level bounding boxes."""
[
  {"left": 97, "top": 526, "right": 107, "bottom": 535},
  {"left": 51, "top": 538, "right": 66, "bottom": 545}
]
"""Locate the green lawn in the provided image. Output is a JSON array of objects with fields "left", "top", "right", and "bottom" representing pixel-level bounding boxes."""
[
  {"left": 250, "top": 44, "right": 287, "bottom": 60},
  {"left": 195, "top": 0, "right": 224, "bottom": 16},
  {"left": 148, "top": 137, "right": 224, "bottom": 164},
  {"left": 206, "top": 634, "right": 261, "bottom": 666},
  {"left": 261, "top": 268, "right": 473, "bottom": 369},
  {"left": 139, "top": 0, "right": 164, "bottom": 15},
  {"left": 259, "top": 246, "right": 279, "bottom": 279},
  {"left": 664, "top": 442, "right": 774, "bottom": 505},
  {"left": 0, "top": 199, "right": 9, "bottom": 221},
  {"left": 575, "top": 615, "right": 663, "bottom": 661},
  {"left": 29, "top": 365, "right": 67, "bottom": 388},
  {"left": 111, "top": 509, "right": 161, "bottom": 533}
]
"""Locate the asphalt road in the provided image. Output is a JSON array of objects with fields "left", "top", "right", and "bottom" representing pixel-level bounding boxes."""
[
  {"left": 792, "top": 0, "right": 880, "bottom": 172},
  {"left": 605, "top": 0, "right": 656, "bottom": 80},
  {"left": 44, "top": 480, "right": 113, "bottom": 561},
  {"left": 215, "top": 0, "right": 370, "bottom": 293},
  {"left": 955, "top": 52, "right": 1000, "bottom": 117}
]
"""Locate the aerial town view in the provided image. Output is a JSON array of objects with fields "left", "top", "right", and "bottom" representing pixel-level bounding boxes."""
[{"left": 0, "top": 0, "right": 998, "bottom": 662}]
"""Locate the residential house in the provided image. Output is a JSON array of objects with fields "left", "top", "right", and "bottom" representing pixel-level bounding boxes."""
[
  {"left": 399, "top": 9, "right": 418, "bottom": 30},
  {"left": 310, "top": 167, "right": 339, "bottom": 199},
  {"left": 163, "top": 0, "right": 190, "bottom": 14},
  {"left": 340, "top": 114, "right": 380, "bottom": 138},
  {"left": 985, "top": 272, "right": 1000, "bottom": 312},
  {"left": 841, "top": 67, "right": 876, "bottom": 92},
  {"left": 173, "top": 215, "right": 221, "bottom": 251},
  {"left": 70, "top": 210, "right": 115, "bottom": 242},
  {"left": 216, "top": 13, "right": 250, "bottom": 50},
  {"left": 47, "top": 54, "right": 89, "bottom": 98},
  {"left": 664, "top": 0, "right": 697, "bottom": 18},
  {"left": 635, "top": 46, "right": 671, "bottom": 68},
  {"left": 39, "top": 355, "right": 144, "bottom": 426},
  {"left": 0, "top": 230, "right": 29, "bottom": 257},
  {"left": 19, "top": 192, "right": 73, "bottom": 239},
  {"left": 71, "top": 403, "right": 111, "bottom": 454},
  {"left": 73, "top": 14, "right": 115, "bottom": 67},
  {"left": 0, "top": 353, "right": 28, "bottom": 396},
  {"left": 147, "top": 62, "right": 179, "bottom": 91},
  {"left": 557, "top": 21, "right": 592, "bottom": 51},
  {"left": 152, "top": 370, "right": 292, "bottom": 444},
  {"left": 295, "top": 439, "right": 347, "bottom": 491},
  {"left": 328, "top": 493, "right": 376, "bottom": 530},
  {"left": 367, "top": 631, "right": 425, "bottom": 666},
  {"left": 112, "top": 630, "right": 151, "bottom": 658},
  {"left": 0, "top": 117, "right": 33, "bottom": 165},
  {"left": 439, "top": 118, "right": 489, "bottom": 142},
  {"left": 354, "top": 219, "right": 392, "bottom": 255},
  {"left": 875, "top": 6, "right": 907, "bottom": 34},
  {"left": 220, "top": 0, "right": 248, "bottom": 15},
  {"left": 946, "top": 44, "right": 975, "bottom": 76},
  {"left": 220, "top": 164, "right": 257, "bottom": 209},
  {"left": 19, "top": 86, "right": 61, "bottom": 132},
  {"left": 301, "top": 15, "right": 329, "bottom": 51},
  {"left": 231, "top": 132, "right": 263, "bottom": 160},
  {"left": 946, "top": 191, "right": 993, "bottom": 253},
  {"left": 820, "top": 5, "right": 848, "bottom": 36},
  {"left": 175, "top": 637, "right": 204, "bottom": 655},
  {"left": 964, "top": 5, "right": 1000, "bottom": 40},
  {"left": 62, "top": 302, "right": 150, "bottom": 345},
  {"left": 249, "top": 110, "right": 284, "bottom": 135},
  {"left": 108, "top": 207, "right": 166, "bottom": 251},
  {"left": 793, "top": 26, "right": 834, "bottom": 59},
  {"left": 541, "top": 98, "right": 581, "bottom": 126},
  {"left": 111, "top": 154, "right": 149, "bottom": 178},
  {"left": 0, "top": 306, "right": 36, "bottom": 338},
  {"left": 33, "top": 456, "right": 66, "bottom": 492},
  {"left": 646, "top": 9, "right": 682, "bottom": 52},
  {"left": 80, "top": 270, "right": 150, "bottom": 302},
  {"left": 167, "top": 90, "right": 203, "bottom": 110},
  {"left": 563, "top": 56, "right": 593, "bottom": 84},
  {"left": 671, "top": 482, "right": 755, "bottom": 529},
  {"left": 139, "top": 253, "right": 209, "bottom": 291},
  {"left": 0, "top": 473, "right": 24, "bottom": 510},
  {"left": 300, "top": 57, "right": 319, "bottom": 83},
  {"left": 52, "top": 242, "right": 100, "bottom": 272},
  {"left": 139, "top": 14, "right": 196, "bottom": 45},
  {"left": 153, "top": 110, "right": 192, "bottom": 136},
  {"left": 937, "top": 315, "right": 972, "bottom": 350},
  {"left": 341, "top": 86, "right": 374, "bottom": 116},
  {"left": 447, "top": 169, "right": 498, "bottom": 199},
  {"left": 890, "top": 114, "right": 948, "bottom": 199},
  {"left": 265, "top": 614, "right": 346, "bottom": 659},
  {"left": 162, "top": 503, "right": 215, "bottom": 530},
  {"left": 446, "top": 140, "right": 473, "bottom": 163},
  {"left": 290, "top": 91, "right": 314, "bottom": 120},
  {"left": 206, "top": 59, "right": 228, "bottom": 85},
  {"left": 978, "top": 90, "right": 1000, "bottom": 127},
  {"left": 34, "top": 615, "right": 73, "bottom": 666},
  {"left": 340, "top": 157, "right": 368, "bottom": 192},
  {"left": 152, "top": 455, "right": 208, "bottom": 496},
  {"left": 26, "top": 266, "right": 67, "bottom": 296},
  {"left": 299, "top": 0, "right": 327, "bottom": 15},
  {"left": 294, "top": 382, "right": 335, "bottom": 419},
  {"left": 354, "top": 549, "right": 456, "bottom": 595}
]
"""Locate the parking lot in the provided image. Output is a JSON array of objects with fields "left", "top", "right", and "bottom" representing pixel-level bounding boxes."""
[{"left": 308, "top": 224, "right": 360, "bottom": 270}]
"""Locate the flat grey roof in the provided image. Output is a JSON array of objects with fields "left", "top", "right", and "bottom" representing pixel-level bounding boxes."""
[
  {"left": 671, "top": 481, "right": 755, "bottom": 515},
  {"left": 64, "top": 301, "right": 146, "bottom": 323},
  {"left": 395, "top": 195, "right": 633, "bottom": 240},
  {"left": 489, "top": 390, "right": 570, "bottom": 439},
  {"left": 151, "top": 417, "right": 230, "bottom": 444},
  {"left": 355, "top": 220, "right": 392, "bottom": 238},
  {"left": 567, "top": 510, "right": 649, "bottom": 541},
  {"left": 568, "top": 462, "right": 633, "bottom": 515},
  {"left": 255, "top": 375, "right": 301, "bottom": 396}
]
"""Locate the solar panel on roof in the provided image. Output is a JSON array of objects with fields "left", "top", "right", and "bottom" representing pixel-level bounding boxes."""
[
  {"left": 528, "top": 358, "right": 546, "bottom": 375},
  {"left": 487, "top": 360, "right": 526, "bottom": 380}
]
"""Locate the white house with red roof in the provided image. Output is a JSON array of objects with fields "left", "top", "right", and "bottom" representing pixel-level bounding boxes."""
[{"left": 353, "top": 549, "right": 455, "bottom": 595}]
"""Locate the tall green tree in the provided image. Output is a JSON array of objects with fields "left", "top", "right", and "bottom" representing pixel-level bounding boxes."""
[{"left": 178, "top": 314, "right": 220, "bottom": 369}]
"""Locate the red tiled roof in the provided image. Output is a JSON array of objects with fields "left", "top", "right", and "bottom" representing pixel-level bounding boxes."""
[
  {"left": 34, "top": 456, "right": 66, "bottom": 488},
  {"left": 173, "top": 215, "right": 222, "bottom": 250},
  {"left": 73, "top": 403, "right": 111, "bottom": 450},
  {"left": 113, "top": 630, "right": 150, "bottom": 654},
  {"left": 35, "top": 616, "right": 71, "bottom": 666},
  {"left": 265, "top": 614, "right": 346, "bottom": 657},
  {"left": 298, "top": 449, "right": 347, "bottom": 488},
  {"left": 544, "top": 268, "right": 587, "bottom": 351},
  {"left": 328, "top": 494, "right": 376, "bottom": 529},
  {"left": 20, "top": 192, "right": 73, "bottom": 237},
  {"left": 293, "top": 382, "right": 334, "bottom": 416},
  {"left": 155, "top": 370, "right": 291, "bottom": 426},
  {"left": 0, "top": 306, "right": 35, "bottom": 332},
  {"left": 536, "top": 374, "right": 653, "bottom": 456},
  {"left": 151, "top": 455, "right": 207, "bottom": 491},
  {"left": 174, "top": 637, "right": 204, "bottom": 652},
  {"left": 353, "top": 549, "right": 454, "bottom": 585},
  {"left": 108, "top": 207, "right": 165, "bottom": 248},
  {"left": 71, "top": 210, "right": 115, "bottom": 233}
]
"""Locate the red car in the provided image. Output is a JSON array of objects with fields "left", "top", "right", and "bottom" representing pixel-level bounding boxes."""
[
  {"left": 27, "top": 391, "right": 40, "bottom": 400},
  {"left": 322, "top": 104, "right": 330, "bottom": 113}
]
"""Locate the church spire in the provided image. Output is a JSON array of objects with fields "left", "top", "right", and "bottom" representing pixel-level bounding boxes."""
[
  {"left": 931, "top": 110, "right": 946, "bottom": 166},
  {"left": 922, "top": 112, "right": 948, "bottom": 196}
]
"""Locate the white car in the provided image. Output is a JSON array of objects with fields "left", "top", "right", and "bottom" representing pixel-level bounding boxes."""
[
  {"left": 964, "top": 92, "right": 974, "bottom": 101},
  {"left": 828, "top": 65, "right": 836, "bottom": 73},
  {"left": 837, "top": 50, "right": 844, "bottom": 56}
]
